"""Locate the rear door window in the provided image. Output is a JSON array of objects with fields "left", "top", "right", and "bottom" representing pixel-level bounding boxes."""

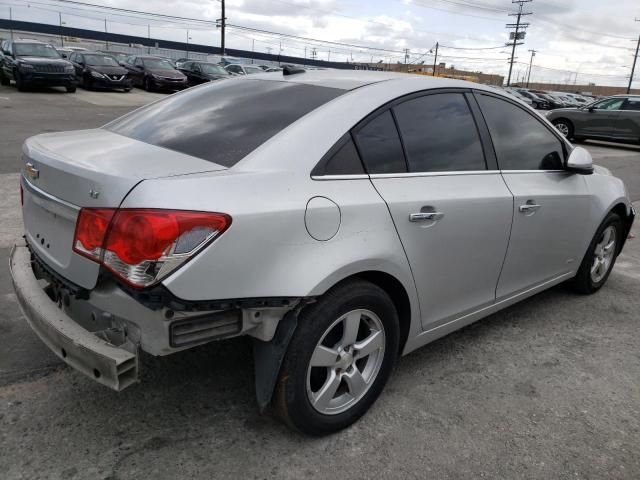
[
  {"left": 393, "top": 93, "right": 486, "bottom": 172},
  {"left": 106, "top": 80, "right": 344, "bottom": 167},
  {"left": 622, "top": 98, "right": 640, "bottom": 111}
]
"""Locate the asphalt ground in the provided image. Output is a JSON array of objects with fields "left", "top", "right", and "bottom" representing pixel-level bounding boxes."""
[{"left": 0, "top": 84, "right": 639, "bottom": 480}]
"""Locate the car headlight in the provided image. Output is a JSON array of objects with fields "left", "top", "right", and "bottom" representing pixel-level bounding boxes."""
[
  {"left": 90, "top": 70, "right": 105, "bottom": 78},
  {"left": 19, "top": 63, "right": 34, "bottom": 71},
  {"left": 65, "top": 65, "right": 75, "bottom": 73}
]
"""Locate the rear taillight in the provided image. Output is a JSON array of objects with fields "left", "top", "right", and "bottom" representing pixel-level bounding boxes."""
[{"left": 73, "top": 209, "right": 231, "bottom": 288}]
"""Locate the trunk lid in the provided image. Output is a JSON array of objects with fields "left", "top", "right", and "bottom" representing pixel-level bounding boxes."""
[{"left": 21, "top": 128, "right": 226, "bottom": 289}]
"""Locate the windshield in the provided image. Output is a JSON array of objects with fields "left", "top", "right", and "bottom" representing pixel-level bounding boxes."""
[
  {"left": 142, "top": 58, "right": 175, "bottom": 69},
  {"left": 200, "top": 64, "right": 227, "bottom": 75},
  {"left": 84, "top": 54, "right": 119, "bottom": 66},
  {"left": 106, "top": 80, "right": 344, "bottom": 167},
  {"left": 14, "top": 43, "right": 61, "bottom": 58}
]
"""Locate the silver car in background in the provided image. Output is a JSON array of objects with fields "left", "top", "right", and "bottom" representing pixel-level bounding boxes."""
[{"left": 10, "top": 70, "right": 635, "bottom": 435}]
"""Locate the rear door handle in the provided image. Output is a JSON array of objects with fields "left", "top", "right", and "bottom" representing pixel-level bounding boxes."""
[
  {"left": 519, "top": 203, "right": 541, "bottom": 213},
  {"left": 409, "top": 212, "right": 445, "bottom": 222}
]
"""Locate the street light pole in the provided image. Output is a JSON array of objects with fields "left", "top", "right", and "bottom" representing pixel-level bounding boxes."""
[
  {"left": 526, "top": 49, "right": 536, "bottom": 88},
  {"left": 58, "top": 12, "right": 64, "bottom": 47},
  {"left": 9, "top": 7, "right": 13, "bottom": 40},
  {"left": 104, "top": 19, "right": 109, "bottom": 50}
]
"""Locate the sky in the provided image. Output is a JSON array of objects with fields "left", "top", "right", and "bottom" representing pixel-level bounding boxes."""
[{"left": 1, "top": 0, "right": 639, "bottom": 87}]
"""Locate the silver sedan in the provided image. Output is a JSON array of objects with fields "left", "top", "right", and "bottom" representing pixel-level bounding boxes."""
[{"left": 10, "top": 70, "right": 635, "bottom": 435}]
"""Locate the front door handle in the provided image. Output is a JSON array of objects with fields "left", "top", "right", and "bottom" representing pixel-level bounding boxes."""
[
  {"left": 409, "top": 212, "right": 445, "bottom": 222},
  {"left": 519, "top": 203, "right": 542, "bottom": 213}
]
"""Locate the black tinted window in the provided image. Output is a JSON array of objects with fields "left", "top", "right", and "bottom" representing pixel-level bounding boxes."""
[
  {"left": 477, "top": 94, "right": 564, "bottom": 170},
  {"left": 106, "top": 80, "right": 344, "bottom": 167},
  {"left": 354, "top": 110, "right": 406, "bottom": 174},
  {"left": 393, "top": 93, "right": 485, "bottom": 172},
  {"left": 312, "top": 135, "right": 364, "bottom": 176},
  {"left": 622, "top": 98, "right": 640, "bottom": 111}
]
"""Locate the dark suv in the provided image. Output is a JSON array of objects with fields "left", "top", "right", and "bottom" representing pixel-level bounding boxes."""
[{"left": 0, "top": 39, "right": 76, "bottom": 92}]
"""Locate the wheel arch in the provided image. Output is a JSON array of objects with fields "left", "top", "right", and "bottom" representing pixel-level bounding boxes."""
[
  {"left": 322, "top": 270, "right": 413, "bottom": 355},
  {"left": 610, "top": 201, "right": 635, "bottom": 254}
]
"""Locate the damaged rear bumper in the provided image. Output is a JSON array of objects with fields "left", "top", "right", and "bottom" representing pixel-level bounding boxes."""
[{"left": 10, "top": 243, "right": 138, "bottom": 391}]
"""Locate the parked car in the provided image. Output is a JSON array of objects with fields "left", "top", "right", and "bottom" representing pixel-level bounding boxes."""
[
  {"left": 123, "top": 55, "right": 187, "bottom": 91},
  {"left": 499, "top": 87, "right": 534, "bottom": 107},
  {"left": 547, "top": 95, "right": 640, "bottom": 144},
  {"left": 515, "top": 89, "right": 551, "bottom": 109},
  {"left": 69, "top": 52, "right": 132, "bottom": 92},
  {"left": 11, "top": 71, "right": 634, "bottom": 435},
  {"left": 174, "top": 57, "right": 191, "bottom": 69},
  {"left": 178, "top": 61, "right": 231, "bottom": 86},
  {"left": 0, "top": 39, "right": 76, "bottom": 92},
  {"left": 55, "top": 47, "right": 74, "bottom": 59},
  {"left": 529, "top": 90, "right": 565, "bottom": 109},
  {"left": 225, "top": 64, "right": 265, "bottom": 76},
  {"left": 209, "top": 55, "right": 243, "bottom": 66}
]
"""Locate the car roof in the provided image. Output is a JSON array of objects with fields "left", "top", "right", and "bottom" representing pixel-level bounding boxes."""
[{"left": 245, "top": 69, "right": 484, "bottom": 91}]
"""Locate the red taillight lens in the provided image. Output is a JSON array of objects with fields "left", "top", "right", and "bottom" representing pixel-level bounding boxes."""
[
  {"left": 73, "top": 209, "right": 115, "bottom": 260},
  {"left": 72, "top": 208, "right": 231, "bottom": 288}
]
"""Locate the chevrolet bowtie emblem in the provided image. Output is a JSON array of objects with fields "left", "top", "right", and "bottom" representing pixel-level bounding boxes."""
[{"left": 25, "top": 162, "right": 39, "bottom": 180}]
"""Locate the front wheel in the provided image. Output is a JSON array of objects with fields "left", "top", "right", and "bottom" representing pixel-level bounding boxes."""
[
  {"left": 15, "top": 71, "right": 27, "bottom": 92},
  {"left": 275, "top": 279, "right": 399, "bottom": 435},
  {"left": 143, "top": 76, "right": 153, "bottom": 92},
  {"left": 66, "top": 85, "right": 76, "bottom": 93},
  {"left": 571, "top": 212, "right": 623, "bottom": 294},
  {"left": 552, "top": 119, "right": 574, "bottom": 139}
]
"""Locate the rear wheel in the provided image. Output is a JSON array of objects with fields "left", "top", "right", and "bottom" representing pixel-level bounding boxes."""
[
  {"left": 66, "top": 85, "right": 76, "bottom": 93},
  {"left": 0, "top": 70, "right": 9, "bottom": 86},
  {"left": 143, "top": 76, "right": 153, "bottom": 92},
  {"left": 275, "top": 279, "right": 399, "bottom": 435},
  {"left": 552, "top": 119, "right": 574, "bottom": 139},
  {"left": 571, "top": 212, "right": 623, "bottom": 294}
]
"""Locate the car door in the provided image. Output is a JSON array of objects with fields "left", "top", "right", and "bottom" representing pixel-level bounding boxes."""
[
  {"left": 474, "top": 92, "right": 591, "bottom": 299},
  {"left": 354, "top": 91, "right": 513, "bottom": 330},
  {"left": 612, "top": 97, "right": 640, "bottom": 141},
  {"left": 574, "top": 97, "right": 624, "bottom": 138},
  {"left": 190, "top": 63, "right": 205, "bottom": 85},
  {"left": 130, "top": 57, "right": 145, "bottom": 86}
]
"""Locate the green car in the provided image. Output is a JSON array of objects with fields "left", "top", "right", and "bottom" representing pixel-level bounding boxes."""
[{"left": 546, "top": 95, "right": 640, "bottom": 144}]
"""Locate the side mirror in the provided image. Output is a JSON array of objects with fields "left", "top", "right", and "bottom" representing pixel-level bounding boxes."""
[{"left": 566, "top": 146, "right": 593, "bottom": 175}]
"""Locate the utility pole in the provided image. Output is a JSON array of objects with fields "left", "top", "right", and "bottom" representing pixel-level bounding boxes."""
[
  {"left": 147, "top": 25, "right": 151, "bottom": 54},
  {"left": 251, "top": 39, "right": 255, "bottom": 64},
  {"left": 526, "top": 49, "right": 536, "bottom": 87},
  {"left": 217, "top": 0, "right": 226, "bottom": 55},
  {"left": 186, "top": 29, "right": 190, "bottom": 58},
  {"left": 104, "top": 19, "right": 108, "bottom": 50},
  {"left": 506, "top": 0, "right": 532, "bottom": 87},
  {"left": 328, "top": 49, "right": 331, "bottom": 62},
  {"left": 432, "top": 41, "right": 439, "bottom": 76},
  {"left": 58, "top": 12, "right": 64, "bottom": 47},
  {"left": 628, "top": 19, "right": 640, "bottom": 94},
  {"left": 404, "top": 48, "right": 410, "bottom": 71},
  {"left": 9, "top": 7, "right": 13, "bottom": 40}
]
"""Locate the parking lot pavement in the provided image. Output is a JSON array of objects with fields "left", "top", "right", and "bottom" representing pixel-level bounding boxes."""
[{"left": 0, "top": 92, "right": 639, "bottom": 479}]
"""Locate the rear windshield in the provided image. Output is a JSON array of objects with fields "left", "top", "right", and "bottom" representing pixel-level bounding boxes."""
[{"left": 105, "top": 79, "right": 344, "bottom": 167}]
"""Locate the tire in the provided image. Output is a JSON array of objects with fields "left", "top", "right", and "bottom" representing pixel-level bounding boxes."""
[
  {"left": 143, "top": 77, "right": 153, "bottom": 92},
  {"left": 66, "top": 85, "right": 76, "bottom": 93},
  {"left": 15, "top": 71, "right": 27, "bottom": 92},
  {"left": 274, "top": 279, "right": 399, "bottom": 435},
  {"left": 123, "top": 87, "right": 131, "bottom": 92},
  {"left": 552, "top": 119, "right": 574, "bottom": 139},
  {"left": 83, "top": 75, "right": 92, "bottom": 90},
  {"left": 570, "top": 212, "right": 623, "bottom": 294},
  {"left": 0, "top": 70, "right": 9, "bottom": 86}
]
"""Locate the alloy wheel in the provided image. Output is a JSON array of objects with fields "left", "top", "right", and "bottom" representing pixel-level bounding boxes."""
[
  {"left": 306, "top": 309, "right": 386, "bottom": 415},
  {"left": 555, "top": 122, "right": 570, "bottom": 137},
  {"left": 591, "top": 225, "right": 617, "bottom": 283}
]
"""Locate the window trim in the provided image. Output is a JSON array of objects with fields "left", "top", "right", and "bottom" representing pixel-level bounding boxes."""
[{"left": 472, "top": 90, "right": 571, "bottom": 172}]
